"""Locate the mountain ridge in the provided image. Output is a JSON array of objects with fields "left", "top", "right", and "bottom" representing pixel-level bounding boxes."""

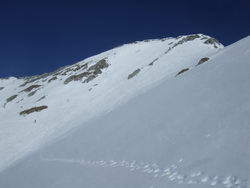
[
  {"left": 0, "top": 34, "right": 223, "bottom": 172},
  {"left": 1, "top": 34, "right": 250, "bottom": 188}
]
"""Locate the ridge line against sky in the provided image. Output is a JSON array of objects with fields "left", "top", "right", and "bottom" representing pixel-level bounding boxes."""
[{"left": 1, "top": 0, "right": 250, "bottom": 78}]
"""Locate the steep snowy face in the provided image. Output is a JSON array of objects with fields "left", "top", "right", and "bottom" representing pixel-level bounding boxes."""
[{"left": 0, "top": 34, "right": 222, "bottom": 172}]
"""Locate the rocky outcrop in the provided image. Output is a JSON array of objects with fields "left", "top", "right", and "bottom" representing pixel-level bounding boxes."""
[
  {"left": 64, "top": 58, "right": 109, "bottom": 84},
  {"left": 48, "top": 77, "right": 57, "bottom": 83},
  {"left": 204, "top": 38, "right": 221, "bottom": 48},
  {"left": 19, "top": 62, "right": 89, "bottom": 87},
  {"left": 165, "top": 34, "right": 201, "bottom": 54},
  {"left": 19, "top": 105, "right": 48, "bottom": 116},
  {"left": 28, "top": 90, "right": 37, "bottom": 97},
  {"left": 64, "top": 72, "right": 91, "bottom": 84},
  {"left": 176, "top": 68, "right": 189, "bottom": 77},
  {"left": 165, "top": 34, "right": 222, "bottom": 54},
  {"left": 196, "top": 57, "right": 210, "bottom": 66},
  {"left": 6, "top": 95, "right": 18, "bottom": 102},
  {"left": 20, "top": 85, "right": 41, "bottom": 93},
  {"left": 87, "top": 59, "right": 109, "bottom": 72},
  {"left": 128, "top": 69, "right": 141, "bottom": 79},
  {"left": 36, "top": 96, "right": 46, "bottom": 102},
  {"left": 149, "top": 58, "right": 159, "bottom": 66}
]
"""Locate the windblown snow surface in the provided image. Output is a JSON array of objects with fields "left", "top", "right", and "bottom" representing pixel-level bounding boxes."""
[{"left": 0, "top": 34, "right": 250, "bottom": 188}]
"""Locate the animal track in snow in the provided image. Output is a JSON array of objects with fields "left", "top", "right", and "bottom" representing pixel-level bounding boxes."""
[{"left": 42, "top": 157, "right": 249, "bottom": 188}]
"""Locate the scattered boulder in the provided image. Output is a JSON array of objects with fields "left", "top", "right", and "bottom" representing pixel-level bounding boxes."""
[
  {"left": 128, "top": 69, "right": 141, "bottom": 79},
  {"left": 196, "top": 57, "right": 210, "bottom": 66},
  {"left": 0, "top": 87, "right": 4, "bottom": 90},
  {"left": 176, "top": 68, "right": 189, "bottom": 77},
  {"left": 19, "top": 105, "right": 48, "bottom": 116},
  {"left": 6, "top": 95, "right": 18, "bottom": 102}
]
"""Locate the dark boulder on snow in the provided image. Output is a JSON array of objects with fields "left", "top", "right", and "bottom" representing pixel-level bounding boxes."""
[
  {"left": 128, "top": 69, "right": 141, "bottom": 79},
  {"left": 6, "top": 94, "right": 18, "bottom": 102},
  {"left": 196, "top": 57, "right": 210, "bottom": 66},
  {"left": 19, "top": 105, "right": 48, "bottom": 116},
  {"left": 176, "top": 68, "right": 189, "bottom": 77}
]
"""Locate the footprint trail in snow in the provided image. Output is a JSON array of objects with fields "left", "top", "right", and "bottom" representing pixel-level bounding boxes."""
[{"left": 42, "top": 157, "right": 249, "bottom": 188}]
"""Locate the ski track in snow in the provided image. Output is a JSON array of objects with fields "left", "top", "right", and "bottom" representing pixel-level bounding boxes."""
[{"left": 42, "top": 157, "right": 249, "bottom": 188}]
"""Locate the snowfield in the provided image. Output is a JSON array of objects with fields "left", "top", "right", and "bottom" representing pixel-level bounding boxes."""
[{"left": 0, "top": 34, "right": 250, "bottom": 188}]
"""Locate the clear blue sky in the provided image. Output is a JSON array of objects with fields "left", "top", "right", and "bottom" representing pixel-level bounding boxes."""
[{"left": 1, "top": 0, "right": 250, "bottom": 78}]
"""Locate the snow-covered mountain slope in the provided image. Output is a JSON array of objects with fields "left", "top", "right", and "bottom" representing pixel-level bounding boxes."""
[
  {"left": 0, "top": 34, "right": 222, "bottom": 173},
  {"left": 3, "top": 34, "right": 250, "bottom": 188}
]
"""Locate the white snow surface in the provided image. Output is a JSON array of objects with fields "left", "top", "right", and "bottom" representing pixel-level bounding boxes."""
[{"left": 0, "top": 34, "right": 250, "bottom": 188}]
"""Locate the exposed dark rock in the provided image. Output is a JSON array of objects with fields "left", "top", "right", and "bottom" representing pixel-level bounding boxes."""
[
  {"left": 28, "top": 90, "right": 37, "bottom": 97},
  {"left": 19, "top": 73, "right": 48, "bottom": 87},
  {"left": 165, "top": 47, "right": 172, "bottom": 54},
  {"left": 149, "top": 58, "right": 159, "bottom": 66},
  {"left": 161, "top": 38, "right": 170, "bottom": 42},
  {"left": 129, "top": 41, "right": 138, "bottom": 44},
  {"left": 19, "top": 105, "right": 48, "bottom": 116},
  {"left": 128, "top": 69, "right": 141, "bottom": 79},
  {"left": 48, "top": 77, "right": 57, "bottom": 83},
  {"left": 204, "top": 38, "right": 221, "bottom": 48},
  {"left": 165, "top": 34, "right": 201, "bottom": 54},
  {"left": 201, "top": 37, "right": 209, "bottom": 40},
  {"left": 64, "top": 59, "right": 109, "bottom": 84},
  {"left": 64, "top": 72, "right": 91, "bottom": 84},
  {"left": 18, "top": 62, "right": 89, "bottom": 86},
  {"left": 20, "top": 85, "right": 41, "bottom": 93},
  {"left": 74, "top": 72, "right": 91, "bottom": 81},
  {"left": 6, "top": 95, "right": 18, "bottom": 102},
  {"left": 61, "top": 69, "right": 71, "bottom": 76},
  {"left": 63, "top": 75, "right": 76, "bottom": 84},
  {"left": 36, "top": 96, "right": 46, "bottom": 102},
  {"left": 88, "top": 59, "right": 109, "bottom": 72},
  {"left": 196, "top": 57, "right": 210, "bottom": 66},
  {"left": 93, "top": 68, "right": 102, "bottom": 75},
  {"left": 0, "top": 87, "right": 4, "bottom": 90},
  {"left": 83, "top": 75, "right": 97, "bottom": 83},
  {"left": 176, "top": 68, "right": 189, "bottom": 77},
  {"left": 73, "top": 63, "right": 88, "bottom": 71},
  {"left": 185, "top": 34, "right": 200, "bottom": 41}
]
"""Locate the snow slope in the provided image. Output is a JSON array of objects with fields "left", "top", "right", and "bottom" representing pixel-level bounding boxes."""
[
  {"left": 0, "top": 34, "right": 222, "bottom": 173},
  {"left": 2, "top": 34, "right": 250, "bottom": 188}
]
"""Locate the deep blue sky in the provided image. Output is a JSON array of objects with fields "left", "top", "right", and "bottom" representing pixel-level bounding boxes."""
[{"left": 1, "top": 0, "right": 250, "bottom": 78}]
